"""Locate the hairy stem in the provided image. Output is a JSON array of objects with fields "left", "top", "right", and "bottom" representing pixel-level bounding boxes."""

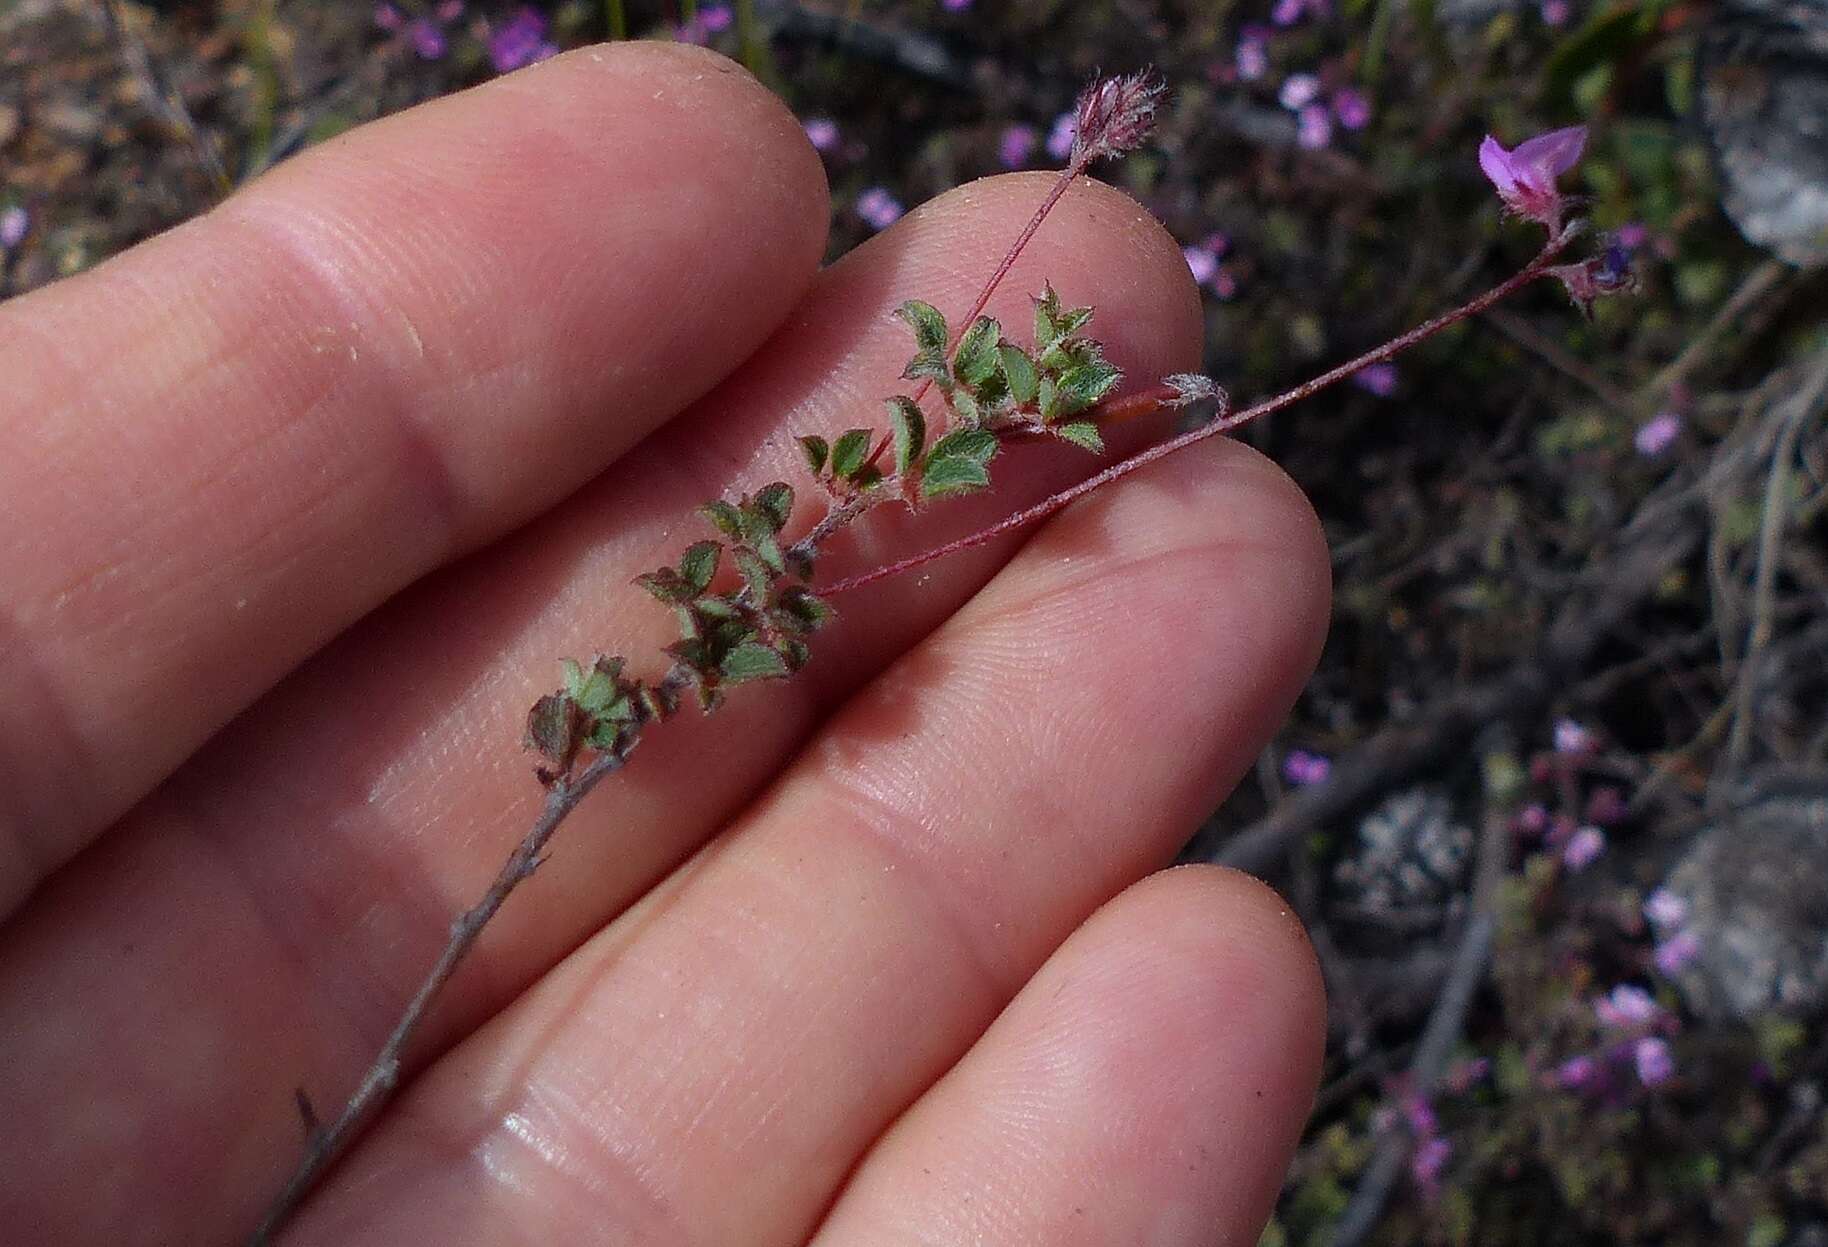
[{"left": 821, "top": 233, "right": 1577, "bottom": 597}]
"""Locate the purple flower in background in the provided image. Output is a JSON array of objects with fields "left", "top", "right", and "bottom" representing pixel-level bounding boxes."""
[
  {"left": 1584, "top": 785, "right": 1626, "bottom": 825},
  {"left": 1184, "top": 245, "right": 1221, "bottom": 287},
  {"left": 1278, "top": 72, "right": 1321, "bottom": 110},
  {"left": 408, "top": 17, "right": 447, "bottom": 59},
  {"left": 700, "top": 4, "right": 734, "bottom": 30},
  {"left": 1616, "top": 221, "right": 1649, "bottom": 249},
  {"left": 1553, "top": 717, "right": 1594, "bottom": 754},
  {"left": 373, "top": 2, "right": 404, "bottom": 31},
  {"left": 489, "top": 7, "right": 557, "bottom": 72},
  {"left": 1282, "top": 749, "right": 1332, "bottom": 786},
  {"left": 1411, "top": 1136, "right": 1451, "bottom": 1202},
  {"left": 1515, "top": 802, "right": 1549, "bottom": 837},
  {"left": 1353, "top": 362, "right": 1399, "bottom": 396},
  {"left": 1635, "top": 411, "right": 1682, "bottom": 456},
  {"left": 1541, "top": 0, "right": 1572, "bottom": 23},
  {"left": 1236, "top": 37, "right": 1269, "bottom": 81},
  {"left": 856, "top": 187, "right": 903, "bottom": 231},
  {"left": 1595, "top": 984, "right": 1658, "bottom": 1030},
  {"left": 1045, "top": 111, "right": 1076, "bottom": 161},
  {"left": 435, "top": 0, "right": 463, "bottom": 18},
  {"left": 1562, "top": 825, "right": 1605, "bottom": 870},
  {"left": 1333, "top": 87, "right": 1371, "bottom": 130},
  {"left": 1644, "top": 887, "right": 1688, "bottom": 930},
  {"left": 803, "top": 117, "right": 840, "bottom": 153},
  {"left": 1479, "top": 126, "right": 1587, "bottom": 234},
  {"left": 1556, "top": 1053, "right": 1600, "bottom": 1089},
  {"left": 1634, "top": 1036, "right": 1675, "bottom": 1086},
  {"left": 942, "top": 0, "right": 975, "bottom": 10},
  {"left": 1655, "top": 929, "right": 1701, "bottom": 977},
  {"left": 998, "top": 123, "right": 1037, "bottom": 169},
  {"left": 0, "top": 205, "right": 27, "bottom": 250},
  {"left": 1273, "top": 0, "right": 1329, "bottom": 25},
  {"left": 1296, "top": 103, "right": 1332, "bottom": 149}
]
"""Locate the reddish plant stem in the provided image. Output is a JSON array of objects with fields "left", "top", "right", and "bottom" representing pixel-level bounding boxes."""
[
  {"left": 866, "top": 160, "right": 1090, "bottom": 468},
  {"left": 821, "top": 236, "right": 1574, "bottom": 597}
]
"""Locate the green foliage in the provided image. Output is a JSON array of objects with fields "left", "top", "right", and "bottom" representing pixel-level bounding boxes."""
[{"left": 886, "top": 396, "right": 925, "bottom": 474}]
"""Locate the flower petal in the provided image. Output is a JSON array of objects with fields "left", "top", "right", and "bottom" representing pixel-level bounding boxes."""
[
  {"left": 1513, "top": 125, "right": 1587, "bottom": 178},
  {"left": 1478, "top": 135, "right": 1520, "bottom": 196}
]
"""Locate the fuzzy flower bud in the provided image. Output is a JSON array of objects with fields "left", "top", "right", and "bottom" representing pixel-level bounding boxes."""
[
  {"left": 1070, "top": 71, "right": 1166, "bottom": 167},
  {"left": 1163, "top": 373, "right": 1226, "bottom": 410}
]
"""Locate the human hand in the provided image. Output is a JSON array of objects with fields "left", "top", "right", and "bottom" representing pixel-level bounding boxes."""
[{"left": 0, "top": 44, "right": 1328, "bottom": 1245}]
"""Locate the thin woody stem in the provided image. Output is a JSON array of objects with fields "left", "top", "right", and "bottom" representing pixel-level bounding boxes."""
[
  {"left": 246, "top": 744, "right": 636, "bottom": 1245},
  {"left": 821, "top": 234, "right": 1577, "bottom": 598}
]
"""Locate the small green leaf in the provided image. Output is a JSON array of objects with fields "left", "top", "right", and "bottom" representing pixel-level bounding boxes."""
[
  {"left": 1054, "top": 421, "right": 1105, "bottom": 453},
  {"left": 573, "top": 665, "right": 616, "bottom": 713},
  {"left": 694, "top": 594, "right": 741, "bottom": 620},
  {"left": 679, "top": 541, "right": 720, "bottom": 593},
  {"left": 636, "top": 568, "right": 693, "bottom": 603},
  {"left": 830, "top": 428, "right": 874, "bottom": 481},
  {"left": 780, "top": 638, "right": 811, "bottom": 671},
  {"left": 1033, "top": 283, "right": 1092, "bottom": 351},
  {"left": 886, "top": 397, "right": 926, "bottom": 475},
  {"left": 721, "top": 641, "right": 791, "bottom": 683},
  {"left": 1000, "top": 344, "right": 1039, "bottom": 406},
  {"left": 929, "top": 428, "right": 999, "bottom": 465},
  {"left": 951, "top": 316, "right": 1002, "bottom": 388},
  {"left": 733, "top": 547, "right": 775, "bottom": 601},
  {"left": 1052, "top": 358, "right": 1122, "bottom": 417},
  {"left": 896, "top": 300, "right": 948, "bottom": 355},
  {"left": 920, "top": 455, "right": 991, "bottom": 499},
  {"left": 753, "top": 482, "right": 794, "bottom": 532},
  {"left": 797, "top": 435, "right": 829, "bottom": 475},
  {"left": 700, "top": 499, "right": 744, "bottom": 537},
  {"left": 902, "top": 349, "right": 953, "bottom": 389},
  {"left": 779, "top": 585, "right": 835, "bottom": 632},
  {"left": 560, "top": 657, "right": 585, "bottom": 698}
]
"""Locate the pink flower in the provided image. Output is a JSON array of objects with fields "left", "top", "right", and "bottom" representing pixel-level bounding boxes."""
[
  {"left": 1282, "top": 749, "right": 1331, "bottom": 786},
  {"left": 489, "top": 8, "right": 556, "bottom": 72},
  {"left": 1635, "top": 411, "right": 1682, "bottom": 456},
  {"left": 373, "top": 3, "right": 404, "bottom": 31},
  {"left": 1541, "top": 0, "right": 1572, "bottom": 23},
  {"left": 1595, "top": 984, "right": 1658, "bottom": 1030},
  {"left": 700, "top": 4, "right": 734, "bottom": 30},
  {"left": 1478, "top": 126, "right": 1587, "bottom": 234},
  {"left": 998, "top": 123, "right": 1037, "bottom": 169},
  {"left": 408, "top": 17, "right": 447, "bottom": 60},
  {"left": 1561, "top": 825, "right": 1605, "bottom": 871},
  {"left": 1333, "top": 87, "right": 1371, "bottom": 130},
  {"left": 1633, "top": 1036, "right": 1675, "bottom": 1086},
  {"left": 1616, "top": 221, "right": 1649, "bottom": 249},
  {"left": 1643, "top": 887, "right": 1688, "bottom": 930},
  {"left": 0, "top": 204, "right": 27, "bottom": 250},
  {"left": 1278, "top": 72, "right": 1321, "bottom": 110},
  {"left": 1296, "top": 103, "right": 1332, "bottom": 149},
  {"left": 1547, "top": 244, "right": 1635, "bottom": 318},
  {"left": 1553, "top": 717, "right": 1593, "bottom": 754},
  {"left": 1556, "top": 1053, "right": 1600, "bottom": 1089},
  {"left": 1353, "top": 362, "right": 1399, "bottom": 396},
  {"left": 855, "top": 187, "right": 903, "bottom": 231},
  {"left": 1045, "top": 111, "right": 1076, "bottom": 161},
  {"left": 803, "top": 118, "right": 840, "bottom": 153},
  {"left": 1655, "top": 929, "right": 1701, "bottom": 977},
  {"left": 1184, "top": 245, "right": 1221, "bottom": 287},
  {"left": 1411, "top": 1136, "right": 1451, "bottom": 1202},
  {"left": 1515, "top": 803, "right": 1549, "bottom": 837},
  {"left": 1236, "top": 38, "right": 1269, "bottom": 81},
  {"left": 1584, "top": 786, "right": 1626, "bottom": 825}
]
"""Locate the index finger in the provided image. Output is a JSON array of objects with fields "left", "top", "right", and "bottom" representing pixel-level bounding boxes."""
[{"left": 0, "top": 43, "right": 828, "bottom": 916}]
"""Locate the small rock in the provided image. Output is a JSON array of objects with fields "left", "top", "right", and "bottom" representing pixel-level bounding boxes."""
[
  {"left": 1701, "top": 0, "right": 1828, "bottom": 264},
  {"left": 1661, "top": 774, "right": 1828, "bottom": 1021}
]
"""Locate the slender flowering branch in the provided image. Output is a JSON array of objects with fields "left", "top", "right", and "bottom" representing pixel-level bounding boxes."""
[
  {"left": 249, "top": 92, "right": 1627, "bottom": 1243},
  {"left": 819, "top": 227, "right": 1581, "bottom": 597}
]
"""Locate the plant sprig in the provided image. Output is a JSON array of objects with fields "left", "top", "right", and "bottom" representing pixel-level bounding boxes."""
[{"left": 249, "top": 70, "right": 1628, "bottom": 1245}]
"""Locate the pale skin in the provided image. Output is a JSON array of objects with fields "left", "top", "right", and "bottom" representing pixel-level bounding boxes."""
[{"left": 0, "top": 42, "right": 1330, "bottom": 1246}]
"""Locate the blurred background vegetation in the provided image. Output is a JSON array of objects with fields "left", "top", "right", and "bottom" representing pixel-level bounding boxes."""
[{"left": 3, "top": 0, "right": 1826, "bottom": 1242}]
